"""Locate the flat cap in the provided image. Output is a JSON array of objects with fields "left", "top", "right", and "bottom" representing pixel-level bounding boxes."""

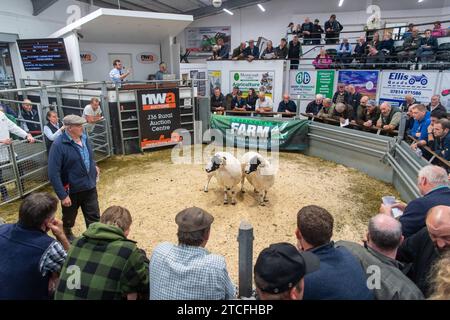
[
  {"left": 175, "top": 207, "right": 214, "bottom": 232},
  {"left": 63, "top": 114, "right": 86, "bottom": 126}
]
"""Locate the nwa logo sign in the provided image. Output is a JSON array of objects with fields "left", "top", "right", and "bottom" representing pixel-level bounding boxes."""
[
  {"left": 141, "top": 92, "right": 177, "bottom": 110},
  {"left": 137, "top": 52, "right": 158, "bottom": 64},
  {"left": 80, "top": 51, "right": 97, "bottom": 64}
]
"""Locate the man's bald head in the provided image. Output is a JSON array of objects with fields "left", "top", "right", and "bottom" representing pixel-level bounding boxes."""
[
  {"left": 426, "top": 206, "right": 450, "bottom": 253},
  {"left": 368, "top": 214, "right": 403, "bottom": 251}
]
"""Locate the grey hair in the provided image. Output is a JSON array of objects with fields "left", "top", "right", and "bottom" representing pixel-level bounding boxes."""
[
  {"left": 368, "top": 214, "right": 402, "bottom": 251},
  {"left": 315, "top": 94, "right": 324, "bottom": 100},
  {"left": 335, "top": 103, "right": 346, "bottom": 113},
  {"left": 323, "top": 98, "right": 332, "bottom": 106},
  {"left": 418, "top": 165, "right": 449, "bottom": 186}
]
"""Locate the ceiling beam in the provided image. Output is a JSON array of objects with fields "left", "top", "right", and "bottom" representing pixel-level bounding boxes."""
[
  {"left": 139, "top": 0, "right": 183, "bottom": 13},
  {"left": 184, "top": 0, "right": 271, "bottom": 19},
  {"left": 31, "top": 0, "right": 59, "bottom": 16}
]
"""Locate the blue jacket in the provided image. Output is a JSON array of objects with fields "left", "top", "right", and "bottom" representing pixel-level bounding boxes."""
[
  {"left": 400, "top": 186, "right": 450, "bottom": 238},
  {"left": 277, "top": 100, "right": 297, "bottom": 113},
  {"left": 303, "top": 242, "right": 374, "bottom": 300},
  {"left": 0, "top": 223, "right": 55, "bottom": 299},
  {"left": 410, "top": 111, "right": 431, "bottom": 141},
  {"left": 48, "top": 132, "right": 97, "bottom": 200}
]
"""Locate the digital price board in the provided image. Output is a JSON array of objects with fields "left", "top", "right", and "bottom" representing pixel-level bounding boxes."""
[{"left": 17, "top": 38, "right": 71, "bottom": 71}]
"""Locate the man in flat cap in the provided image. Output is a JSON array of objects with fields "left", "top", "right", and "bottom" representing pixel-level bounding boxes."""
[
  {"left": 254, "top": 242, "right": 320, "bottom": 300},
  {"left": 48, "top": 114, "right": 100, "bottom": 241},
  {"left": 149, "top": 207, "right": 236, "bottom": 300}
]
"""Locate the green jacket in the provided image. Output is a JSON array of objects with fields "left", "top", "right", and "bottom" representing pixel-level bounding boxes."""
[{"left": 54, "top": 223, "right": 149, "bottom": 300}]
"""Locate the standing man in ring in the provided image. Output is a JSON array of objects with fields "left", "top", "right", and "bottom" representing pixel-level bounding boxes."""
[{"left": 48, "top": 115, "right": 100, "bottom": 241}]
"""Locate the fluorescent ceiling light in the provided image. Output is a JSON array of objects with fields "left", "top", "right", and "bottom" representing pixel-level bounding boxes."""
[
  {"left": 258, "top": 4, "right": 266, "bottom": 12},
  {"left": 338, "top": 0, "right": 344, "bottom": 6},
  {"left": 418, "top": 0, "right": 424, "bottom": 3},
  {"left": 223, "top": 8, "right": 234, "bottom": 15}
]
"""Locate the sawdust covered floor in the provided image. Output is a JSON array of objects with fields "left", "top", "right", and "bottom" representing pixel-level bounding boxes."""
[{"left": 0, "top": 147, "right": 400, "bottom": 283}]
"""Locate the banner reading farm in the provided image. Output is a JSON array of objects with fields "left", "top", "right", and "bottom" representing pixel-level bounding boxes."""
[
  {"left": 439, "top": 72, "right": 450, "bottom": 113},
  {"left": 289, "top": 70, "right": 335, "bottom": 99},
  {"left": 230, "top": 71, "right": 274, "bottom": 98},
  {"left": 338, "top": 70, "right": 379, "bottom": 100},
  {"left": 379, "top": 71, "right": 438, "bottom": 107},
  {"left": 210, "top": 114, "right": 309, "bottom": 151},
  {"left": 137, "top": 88, "right": 181, "bottom": 149}
]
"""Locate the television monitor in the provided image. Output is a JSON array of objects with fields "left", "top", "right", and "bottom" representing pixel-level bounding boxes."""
[{"left": 17, "top": 38, "right": 70, "bottom": 71}]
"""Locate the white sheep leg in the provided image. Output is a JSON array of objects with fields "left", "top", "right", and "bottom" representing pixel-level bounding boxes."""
[
  {"left": 259, "top": 191, "right": 265, "bottom": 206},
  {"left": 263, "top": 190, "right": 269, "bottom": 202},
  {"left": 204, "top": 173, "right": 213, "bottom": 192},
  {"left": 240, "top": 175, "right": 245, "bottom": 193},
  {"left": 223, "top": 187, "right": 229, "bottom": 204},
  {"left": 231, "top": 189, "right": 236, "bottom": 205}
]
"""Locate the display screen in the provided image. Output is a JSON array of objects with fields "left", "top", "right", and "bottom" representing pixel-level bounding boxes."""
[{"left": 17, "top": 38, "right": 70, "bottom": 71}]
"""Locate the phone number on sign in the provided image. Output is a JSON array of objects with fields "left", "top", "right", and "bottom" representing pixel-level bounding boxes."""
[{"left": 389, "top": 89, "right": 422, "bottom": 95}]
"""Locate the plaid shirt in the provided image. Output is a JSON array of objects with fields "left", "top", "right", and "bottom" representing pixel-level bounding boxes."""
[
  {"left": 54, "top": 223, "right": 149, "bottom": 300},
  {"left": 149, "top": 242, "right": 236, "bottom": 300},
  {"left": 39, "top": 241, "right": 67, "bottom": 276}
]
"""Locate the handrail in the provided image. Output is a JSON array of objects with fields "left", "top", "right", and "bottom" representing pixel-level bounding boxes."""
[{"left": 407, "top": 135, "right": 450, "bottom": 169}]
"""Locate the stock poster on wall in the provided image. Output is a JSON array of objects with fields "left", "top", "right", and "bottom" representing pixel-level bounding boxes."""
[
  {"left": 230, "top": 71, "right": 275, "bottom": 98},
  {"left": 137, "top": 88, "right": 181, "bottom": 149},
  {"left": 338, "top": 70, "right": 379, "bottom": 100},
  {"left": 289, "top": 70, "right": 335, "bottom": 100},
  {"left": 439, "top": 72, "right": 450, "bottom": 113},
  {"left": 185, "top": 26, "right": 231, "bottom": 54},
  {"left": 379, "top": 71, "right": 438, "bottom": 107}
]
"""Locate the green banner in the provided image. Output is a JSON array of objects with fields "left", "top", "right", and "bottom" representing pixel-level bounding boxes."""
[
  {"left": 316, "top": 70, "right": 335, "bottom": 99},
  {"left": 210, "top": 115, "right": 309, "bottom": 151}
]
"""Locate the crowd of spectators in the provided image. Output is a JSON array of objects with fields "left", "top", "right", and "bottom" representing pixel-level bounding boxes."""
[
  {"left": 1, "top": 181, "right": 449, "bottom": 300},
  {"left": 209, "top": 15, "right": 449, "bottom": 70}
]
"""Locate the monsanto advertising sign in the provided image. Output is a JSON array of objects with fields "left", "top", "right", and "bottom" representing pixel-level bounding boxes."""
[{"left": 137, "top": 88, "right": 181, "bottom": 149}]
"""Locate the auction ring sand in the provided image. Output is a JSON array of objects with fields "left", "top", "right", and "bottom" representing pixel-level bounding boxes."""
[{"left": 0, "top": 146, "right": 400, "bottom": 283}]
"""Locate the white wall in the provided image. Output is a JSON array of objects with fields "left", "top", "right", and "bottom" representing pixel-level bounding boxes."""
[
  {"left": 177, "top": 0, "right": 450, "bottom": 53},
  {"left": 79, "top": 42, "right": 161, "bottom": 81}
]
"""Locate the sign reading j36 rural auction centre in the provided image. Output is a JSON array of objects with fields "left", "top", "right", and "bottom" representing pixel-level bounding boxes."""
[
  {"left": 379, "top": 71, "right": 438, "bottom": 107},
  {"left": 289, "top": 70, "right": 335, "bottom": 100},
  {"left": 137, "top": 88, "right": 181, "bottom": 149}
]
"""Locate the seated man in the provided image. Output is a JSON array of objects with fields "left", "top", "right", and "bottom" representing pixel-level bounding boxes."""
[
  {"left": 317, "top": 98, "right": 333, "bottom": 118},
  {"left": 332, "top": 83, "right": 350, "bottom": 105},
  {"left": 400, "top": 94, "right": 417, "bottom": 112},
  {"left": 149, "top": 207, "right": 235, "bottom": 300},
  {"left": 295, "top": 205, "right": 374, "bottom": 300},
  {"left": 355, "top": 99, "right": 381, "bottom": 128},
  {"left": 214, "top": 38, "right": 230, "bottom": 60},
  {"left": 255, "top": 91, "right": 273, "bottom": 113},
  {"left": 428, "top": 119, "right": 450, "bottom": 161},
  {"left": 376, "top": 102, "right": 401, "bottom": 131},
  {"left": 82, "top": 97, "right": 103, "bottom": 134},
  {"left": 353, "top": 36, "right": 367, "bottom": 63},
  {"left": 232, "top": 42, "right": 247, "bottom": 60},
  {"left": 55, "top": 206, "right": 149, "bottom": 300},
  {"left": 275, "top": 38, "right": 289, "bottom": 59},
  {"left": 397, "top": 28, "right": 421, "bottom": 67},
  {"left": 417, "top": 29, "right": 438, "bottom": 66},
  {"left": 210, "top": 87, "right": 225, "bottom": 114},
  {"left": 306, "top": 94, "right": 323, "bottom": 115},
  {"left": 155, "top": 62, "right": 168, "bottom": 81},
  {"left": 225, "top": 87, "right": 240, "bottom": 110},
  {"left": 346, "top": 85, "right": 362, "bottom": 119},
  {"left": 19, "top": 99, "right": 41, "bottom": 134},
  {"left": 244, "top": 39, "right": 259, "bottom": 62},
  {"left": 336, "top": 38, "right": 353, "bottom": 65},
  {"left": 379, "top": 32, "right": 395, "bottom": 55},
  {"left": 277, "top": 94, "right": 297, "bottom": 113},
  {"left": 230, "top": 91, "right": 248, "bottom": 111},
  {"left": 409, "top": 104, "right": 431, "bottom": 151},
  {"left": 397, "top": 205, "right": 450, "bottom": 297},
  {"left": 337, "top": 214, "right": 424, "bottom": 300},
  {"left": 0, "top": 192, "right": 69, "bottom": 299},
  {"left": 254, "top": 242, "right": 320, "bottom": 300},
  {"left": 380, "top": 165, "right": 450, "bottom": 237},
  {"left": 427, "top": 95, "right": 446, "bottom": 117},
  {"left": 260, "top": 40, "right": 276, "bottom": 59},
  {"left": 329, "top": 102, "right": 353, "bottom": 123},
  {"left": 365, "top": 45, "right": 385, "bottom": 69}
]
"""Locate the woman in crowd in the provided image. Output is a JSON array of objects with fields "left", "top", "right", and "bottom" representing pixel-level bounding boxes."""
[
  {"left": 246, "top": 88, "right": 258, "bottom": 111},
  {"left": 313, "top": 48, "right": 333, "bottom": 69},
  {"left": 429, "top": 252, "right": 450, "bottom": 300},
  {"left": 261, "top": 40, "right": 276, "bottom": 59}
]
